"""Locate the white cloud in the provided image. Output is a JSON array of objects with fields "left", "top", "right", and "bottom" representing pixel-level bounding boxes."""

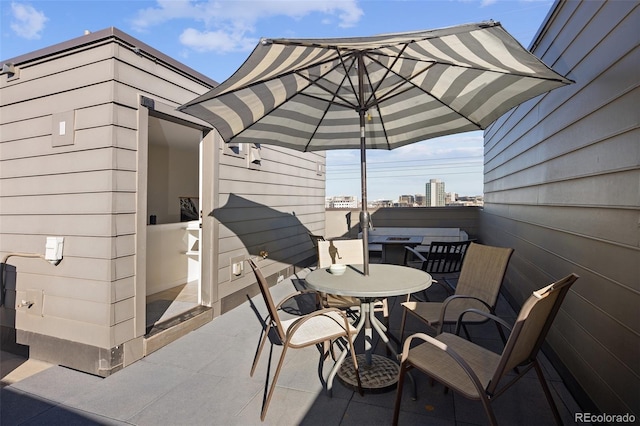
[
  {"left": 179, "top": 28, "right": 258, "bottom": 53},
  {"left": 131, "top": 0, "right": 363, "bottom": 52},
  {"left": 10, "top": 2, "right": 48, "bottom": 40}
]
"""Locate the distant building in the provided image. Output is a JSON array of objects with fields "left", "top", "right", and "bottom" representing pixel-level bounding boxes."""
[
  {"left": 414, "top": 194, "right": 426, "bottom": 206},
  {"left": 369, "top": 199, "right": 394, "bottom": 208},
  {"left": 445, "top": 192, "right": 457, "bottom": 205},
  {"left": 425, "top": 179, "right": 445, "bottom": 206},
  {"left": 326, "top": 195, "right": 358, "bottom": 208},
  {"left": 398, "top": 195, "right": 415, "bottom": 205}
]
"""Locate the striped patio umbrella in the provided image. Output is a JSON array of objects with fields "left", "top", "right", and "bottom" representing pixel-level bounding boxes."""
[{"left": 179, "top": 21, "right": 573, "bottom": 274}]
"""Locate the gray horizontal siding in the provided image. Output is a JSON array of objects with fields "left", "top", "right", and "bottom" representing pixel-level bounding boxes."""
[
  {"left": 1, "top": 30, "right": 214, "bottom": 349},
  {"left": 482, "top": 0, "right": 639, "bottom": 415},
  {"left": 215, "top": 142, "right": 325, "bottom": 301}
]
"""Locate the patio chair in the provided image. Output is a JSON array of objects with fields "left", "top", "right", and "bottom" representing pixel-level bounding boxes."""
[
  {"left": 317, "top": 239, "right": 390, "bottom": 322},
  {"left": 403, "top": 240, "right": 472, "bottom": 301},
  {"left": 307, "top": 232, "right": 326, "bottom": 271},
  {"left": 399, "top": 242, "right": 513, "bottom": 343},
  {"left": 308, "top": 232, "right": 326, "bottom": 250},
  {"left": 247, "top": 258, "right": 361, "bottom": 421},
  {"left": 393, "top": 273, "right": 579, "bottom": 426}
]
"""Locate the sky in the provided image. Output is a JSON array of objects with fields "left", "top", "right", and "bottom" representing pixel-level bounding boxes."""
[{"left": 1, "top": 0, "right": 556, "bottom": 200}]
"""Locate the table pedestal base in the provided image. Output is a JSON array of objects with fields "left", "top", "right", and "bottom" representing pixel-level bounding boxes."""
[{"left": 338, "top": 354, "right": 399, "bottom": 393}]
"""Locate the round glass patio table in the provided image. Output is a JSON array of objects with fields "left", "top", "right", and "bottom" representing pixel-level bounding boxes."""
[{"left": 305, "top": 263, "right": 432, "bottom": 392}]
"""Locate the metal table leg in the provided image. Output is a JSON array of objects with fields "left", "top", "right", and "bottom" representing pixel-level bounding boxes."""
[{"left": 336, "top": 299, "right": 400, "bottom": 393}]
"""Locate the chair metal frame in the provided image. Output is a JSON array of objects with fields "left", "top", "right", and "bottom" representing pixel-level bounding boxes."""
[
  {"left": 247, "top": 258, "right": 361, "bottom": 420},
  {"left": 399, "top": 242, "right": 514, "bottom": 343},
  {"left": 393, "top": 273, "right": 579, "bottom": 426}
]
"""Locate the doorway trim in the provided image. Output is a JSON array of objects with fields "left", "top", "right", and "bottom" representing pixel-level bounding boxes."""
[{"left": 137, "top": 95, "right": 215, "bottom": 340}]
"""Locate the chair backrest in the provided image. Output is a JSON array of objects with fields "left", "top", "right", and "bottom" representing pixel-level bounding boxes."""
[
  {"left": 248, "top": 258, "right": 286, "bottom": 343},
  {"left": 488, "top": 273, "right": 579, "bottom": 394},
  {"left": 422, "top": 240, "right": 472, "bottom": 274},
  {"left": 308, "top": 233, "right": 325, "bottom": 249},
  {"left": 317, "top": 239, "right": 364, "bottom": 268},
  {"left": 455, "top": 242, "right": 514, "bottom": 308}
]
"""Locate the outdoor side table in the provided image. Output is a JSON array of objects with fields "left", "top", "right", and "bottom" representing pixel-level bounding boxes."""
[{"left": 305, "top": 263, "right": 432, "bottom": 392}]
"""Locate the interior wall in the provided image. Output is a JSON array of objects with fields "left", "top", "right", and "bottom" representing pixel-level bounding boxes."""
[
  {"left": 147, "top": 144, "right": 169, "bottom": 224},
  {"left": 148, "top": 144, "right": 198, "bottom": 224},
  {"left": 167, "top": 147, "right": 199, "bottom": 222}
]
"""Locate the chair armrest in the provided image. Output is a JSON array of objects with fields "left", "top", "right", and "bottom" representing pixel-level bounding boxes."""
[
  {"left": 403, "top": 245, "right": 427, "bottom": 267},
  {"left": 454, "top": 308, "right": 512, "bottom": 336},
  {"left": 275, "top": 289, "right": 321, "bottom": 310},
  {"left": 401, "top": 332, "right": 439, "bottom": 362},
  {"left": 432, "top": 280, "right": 454, "bottom": 295},
  {"left": 437, "top": 294, "right": 493, "bottom": 333},
  {"left": 404, "top": 246, "right": 427, "bottom": 262},
  {"left": 400, "top": 332, "right": 486, "bottom": 395}
]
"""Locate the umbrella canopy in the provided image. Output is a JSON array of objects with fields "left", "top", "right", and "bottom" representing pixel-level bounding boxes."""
[{"left": 179, "top": 21, "right": 572, "bottom": 273}]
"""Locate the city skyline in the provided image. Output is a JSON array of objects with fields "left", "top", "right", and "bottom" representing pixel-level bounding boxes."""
[
  {"left": 325, "top": 132, "right": 485, "bottom": 200},
  {"left": 327, "top": 175, "right": 483, "bottom": 203}
]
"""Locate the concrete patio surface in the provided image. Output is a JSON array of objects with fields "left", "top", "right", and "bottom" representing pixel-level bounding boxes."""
[{"left": 1, "top": 268, "right": 586, "bottom": 425}]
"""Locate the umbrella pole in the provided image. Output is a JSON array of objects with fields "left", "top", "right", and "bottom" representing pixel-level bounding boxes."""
[
  {"left": 357, "top": 53, "right": 370, "bottom": 276},
  {"left": 359, "top": 113, "right": 370, "bottom": 275}
]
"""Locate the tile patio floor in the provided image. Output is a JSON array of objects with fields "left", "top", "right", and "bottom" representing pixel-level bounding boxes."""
[{"left": 1, "top": 268, "right": 586, "bottom": 425}]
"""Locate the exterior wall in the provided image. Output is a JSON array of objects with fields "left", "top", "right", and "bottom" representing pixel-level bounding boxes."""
[
  {"left": 212, "top": 143, "right": 326, "bottom": 312},
  {"left": 481, "top": 1, "right": 639, "bottom": 415},
  {"left": 0, "top": 29, "right": 215, "bottom": 375}
]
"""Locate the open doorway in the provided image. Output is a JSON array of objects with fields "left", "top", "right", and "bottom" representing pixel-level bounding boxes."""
[{"left": 144, "top": 114, "right": 203, "bottom": 333}]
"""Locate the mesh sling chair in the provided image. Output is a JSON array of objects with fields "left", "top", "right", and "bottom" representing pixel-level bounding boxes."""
[
  {"left": 316, "top": 239, "right": 362, "bottom": 312},
  {"left": 399, "top": 242, "right": 513, "bottom": 343},
  {"left": 316, "top": 239, "right": 390, "bottom": 326},
  {"left": 393, "top": 273, "right": 579, "bottom": 426},
  {"left": 247, "top": 258, "right": 361, "bottom": 421},
  {"left": 403, "top": 240, "right": 472, "bottom": 301},
  {"left": 307, "top": 234, "right": 361, "bottom": 315}
]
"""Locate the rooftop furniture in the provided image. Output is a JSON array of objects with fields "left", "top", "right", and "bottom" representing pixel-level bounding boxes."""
[
  {"left": 308, "top": 232, "right": 325, "bottom": 250},
  {"left": 247, "top": 258, "right": 361, "bottom": 420},
  {"left": 317, "top": 239, "right": 367, "bottom": 312},
  {"left": 363, "top": 227, "right": 469, "bottom": 254},
  {"left": 305, "top": 263, "right": 432, "bottom": 392},
  {"left": 393, "top": 273, "right": 579, "bottom": 426},
  {"left": 316, "top": 239, "right": 392, "bottom": 347},
  {"left": 399, "top": 242, "right": 514, "bottom": 343},
  {"left": 403, "top": 240, "right": 473, "bottom": 301},
  {"left": 377, "top": 236, "right": 424, "bottom": 264}
]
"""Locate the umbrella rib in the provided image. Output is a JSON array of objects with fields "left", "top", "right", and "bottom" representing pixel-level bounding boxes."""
[
  {"left": 292, "top": 53, "right": 359, "bottom": 111},
  {"left": 371, "top": 51, "right": 569, "bottom": 84},
  {"left": 348, "top": 50, "right": 484, "bottom": 131},
  {"left": 236, "top": 52, "right": 360, "bottom": 142},
  {"left": 359, "top": 44, "right": 413, "bottom": 150},
  {"left": 361, "top": 43, "right": 411, "bottom": 109},
  {"left": 301, "top": 51, "right": 360, "bottom": 152},
  {"left": 337, "top": 50, "right": 362, "bottom": 111},
  {"left": 363, "top": 52, "right": 561, "bottom": 131}
]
